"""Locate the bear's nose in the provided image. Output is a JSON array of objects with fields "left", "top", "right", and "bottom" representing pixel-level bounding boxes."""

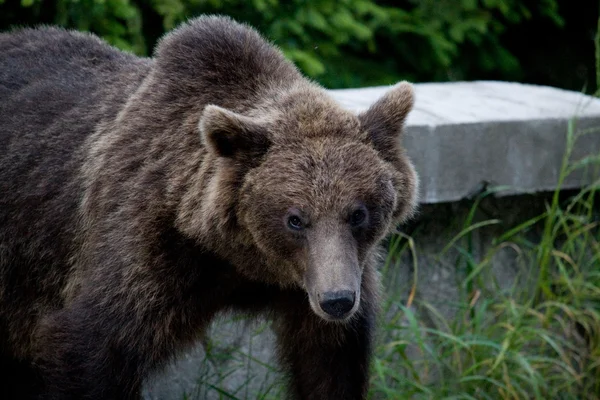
[{"left": 319, "top": 290, "right": 356, "bottom": 318}]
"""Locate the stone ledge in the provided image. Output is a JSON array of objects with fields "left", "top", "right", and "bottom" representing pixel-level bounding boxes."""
[{"left": 329, "top": 81, "right": 600, "bottom": 203}]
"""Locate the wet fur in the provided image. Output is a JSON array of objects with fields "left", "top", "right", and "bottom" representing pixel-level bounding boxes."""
[{"left": 0, "top": 15, "right": 417, "bottom": 399}]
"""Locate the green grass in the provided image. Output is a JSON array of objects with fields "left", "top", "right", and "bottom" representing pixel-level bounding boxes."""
[{"left": 370, "top": 118, "right": 600, "bottom": 400}]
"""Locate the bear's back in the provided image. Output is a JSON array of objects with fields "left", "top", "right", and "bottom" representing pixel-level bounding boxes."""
[
  {"left": 0, "top": 28, "right": 149, "bottom": 334},
  {"left": 0, "top": 27, "right": 149, "bottom": 155},
  {"left": 0, "top": 27, "right": 139, "bottom": 97}
]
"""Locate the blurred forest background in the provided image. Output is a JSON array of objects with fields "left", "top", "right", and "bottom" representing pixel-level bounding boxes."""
[{"left": 0, "top": 0, "right": 597, "bottom": 91}]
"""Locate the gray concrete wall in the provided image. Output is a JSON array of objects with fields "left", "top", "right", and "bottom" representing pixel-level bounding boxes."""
[
  {"left": 331, "top": 81, "right": 600, "bottom": 203},
  {"left": 142, "top": 81, "right": 600, "bottom": 399}
]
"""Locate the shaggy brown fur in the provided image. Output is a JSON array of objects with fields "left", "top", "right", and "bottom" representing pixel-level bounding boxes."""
[{"left": 0, "top": 15, "right": 418, "bottom": 399}]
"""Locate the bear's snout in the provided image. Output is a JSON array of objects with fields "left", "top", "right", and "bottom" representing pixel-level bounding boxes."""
[
  {"left": 304, "top": 222, "right": 362, "bottom": 321},
  {"left": 318, "top": 290, "right": 356, "bottom": 319}
]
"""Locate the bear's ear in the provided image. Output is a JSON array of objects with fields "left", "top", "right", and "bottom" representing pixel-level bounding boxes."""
[
  {"left": 199, "top": 105, "right": 272, "bottom": 159},
  {"left": 358, "top": 81, "right": 414, "bottom": 156}
]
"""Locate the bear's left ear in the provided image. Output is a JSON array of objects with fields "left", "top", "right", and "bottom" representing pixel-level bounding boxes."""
[
  {"left": 199, "top": 105, "right": 272, "bottom": 159},
  {"left": 358, "top": 81, "right": 414, "bottom": 158}
]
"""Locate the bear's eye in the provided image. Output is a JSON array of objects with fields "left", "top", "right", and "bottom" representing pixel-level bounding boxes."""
[
  {"left": 350, "top": 208, "right": 367, "bottom": 227},
  {"left": 287, "top": 215, "right": 304, "bottom": 231}
]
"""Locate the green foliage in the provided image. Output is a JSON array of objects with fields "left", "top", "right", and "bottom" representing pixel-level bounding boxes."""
[{"left": 0, "top": 0, "right": 566, "bottom": 88}]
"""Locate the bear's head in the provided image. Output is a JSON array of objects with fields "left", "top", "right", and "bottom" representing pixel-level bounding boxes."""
[{"left": 198, "top": 82, "right": 418, "bottom": 321}]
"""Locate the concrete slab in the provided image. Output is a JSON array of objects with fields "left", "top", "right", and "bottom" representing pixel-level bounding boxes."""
[{"left": 329, "top": 81, "right": 600, "bottom": 203}]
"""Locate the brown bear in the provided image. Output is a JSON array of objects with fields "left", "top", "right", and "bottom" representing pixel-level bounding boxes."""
[{"left": 0, "top": 15, "right": 418, "bottom": 399}]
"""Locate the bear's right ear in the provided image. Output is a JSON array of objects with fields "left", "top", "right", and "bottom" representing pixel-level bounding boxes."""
[{"left": 199, "top": 105, "right": 272, "bottom": 159}]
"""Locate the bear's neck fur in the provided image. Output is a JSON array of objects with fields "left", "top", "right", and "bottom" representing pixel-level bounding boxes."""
[{"left": 79, "top": 16, "right": 368, "bottom": 285}]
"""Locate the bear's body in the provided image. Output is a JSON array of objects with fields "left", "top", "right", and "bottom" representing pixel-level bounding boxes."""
[{"left": 0, "top": 16, "right": 418, "bottom": 399}]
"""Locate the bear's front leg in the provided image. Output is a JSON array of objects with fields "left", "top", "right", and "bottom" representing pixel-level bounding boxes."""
[
  {"left": 274, "top": 286, "right": 377, "bottom": 400},
  {"left": 33, "top": 298, "right": 147, "bottom": 399},
  {"left": 33, "top": 276, "right": 205, "bottom": 399}
]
